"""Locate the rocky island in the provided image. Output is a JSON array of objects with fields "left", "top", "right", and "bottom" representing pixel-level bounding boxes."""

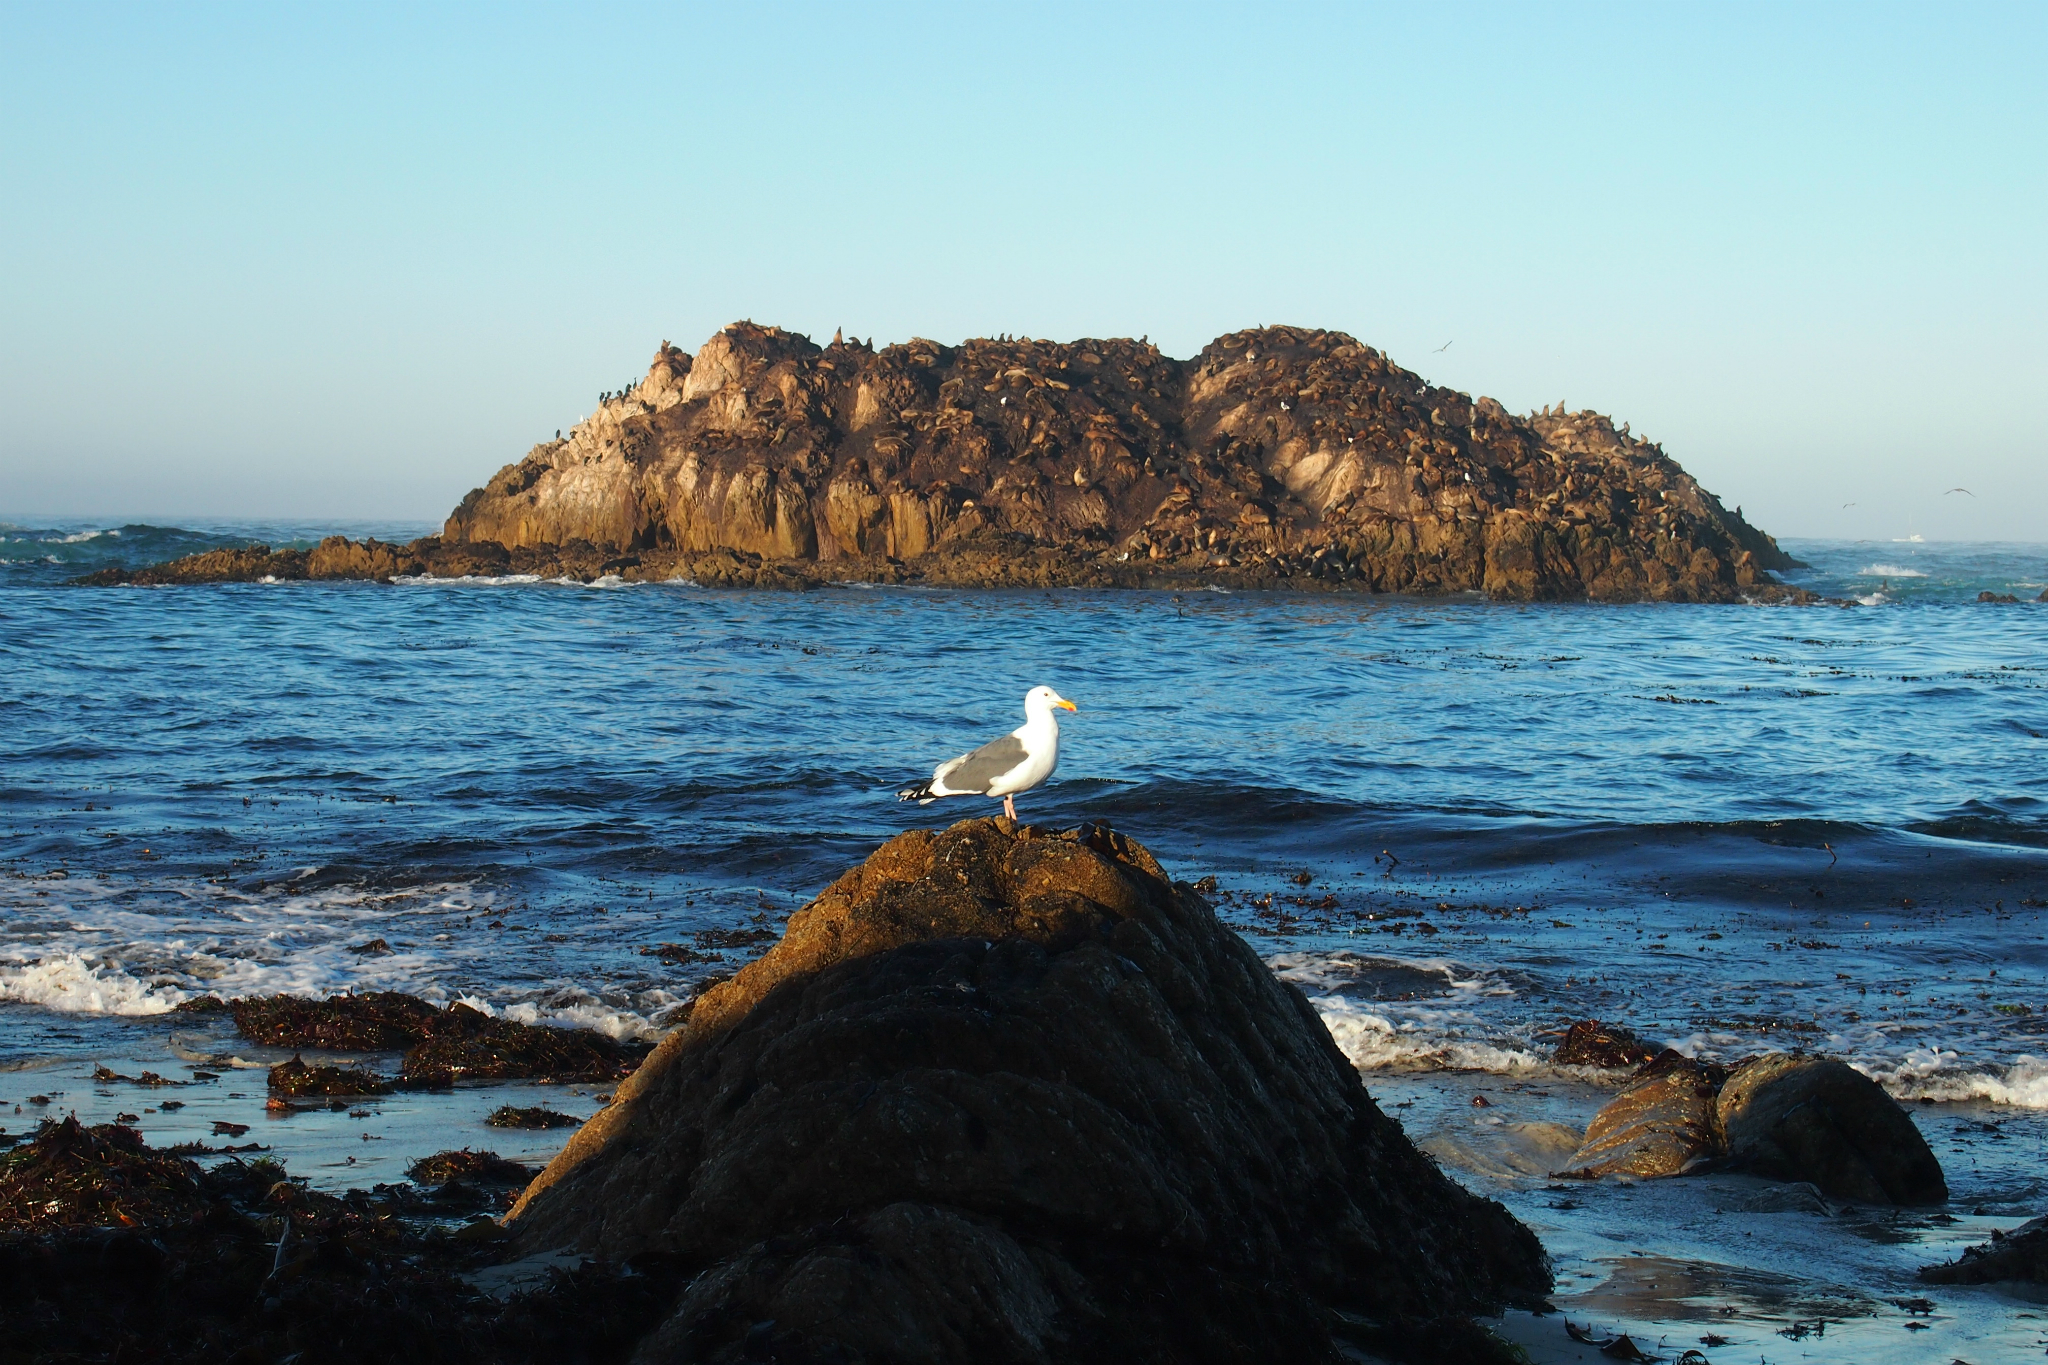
[{"left": 84, "top": 323, "right": 1803, "bottom": 601}]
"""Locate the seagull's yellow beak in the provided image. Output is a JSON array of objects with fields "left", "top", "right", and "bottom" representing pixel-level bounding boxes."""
[{"left": 1056, "top": 697, "right": 1078, "bottom": 712}]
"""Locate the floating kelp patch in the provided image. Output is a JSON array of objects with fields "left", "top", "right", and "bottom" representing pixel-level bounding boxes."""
[
  {"left": 268, "top": 1053, "right": 394, "bottom": 1097},
  {"left": 1551, "top": 1019, "right": 1663, "bottom": 1070},
  {"left": 179, "top": 991, "right": 651, "bottom": 1084},
  {"left": 90, "top": 1065, "right": 188, "bottom": 1087},
  {"left": 485, "top": 1105, "right": 583, "bottom": 1130},
  {"left": 407, "top": 1149, "right": 533, "bottom": 1186}
]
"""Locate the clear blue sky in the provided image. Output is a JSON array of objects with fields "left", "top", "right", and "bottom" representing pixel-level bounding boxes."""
[{"left": 2, "top": 2, "right": 2041, "bottom": 540}]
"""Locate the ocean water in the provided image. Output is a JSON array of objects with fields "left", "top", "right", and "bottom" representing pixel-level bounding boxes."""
[{"left": 3, "top": 521, "right": 2046, "bottom": 1358}]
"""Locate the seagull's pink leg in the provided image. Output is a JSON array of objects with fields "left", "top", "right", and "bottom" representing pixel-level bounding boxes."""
[{"left": 1004, "top": 795, "right": 1017, "bottom": 821}]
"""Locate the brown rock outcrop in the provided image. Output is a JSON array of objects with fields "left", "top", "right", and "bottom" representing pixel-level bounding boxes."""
[
  {"left": 504, "top": 818, "right": 1550, "bottom": 1364},
  {"left": 434, "top": 323, "right": 1797, "bottom": 602},
  {"left": 1556, "top": 1052, "right": 1723, "bottom": 1179}
]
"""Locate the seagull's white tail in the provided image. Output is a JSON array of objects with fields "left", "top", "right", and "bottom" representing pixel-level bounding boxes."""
[{"left": 896, "top": 780, "right": 939, "bottom": 805}]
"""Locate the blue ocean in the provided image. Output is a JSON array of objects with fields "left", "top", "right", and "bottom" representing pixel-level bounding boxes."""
[{"left": 3, "top": 520, "right": 2045, "bottom": 1359}]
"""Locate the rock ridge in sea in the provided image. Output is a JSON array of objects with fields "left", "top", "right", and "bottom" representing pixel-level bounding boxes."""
[
  {"left": 81, "top": 322, "right": 1803, "bottom": 601},
  {"left": 504, "top": 817, "right": 1551, "bottom": 1364}
]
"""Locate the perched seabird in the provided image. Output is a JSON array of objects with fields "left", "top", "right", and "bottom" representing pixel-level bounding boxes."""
[{"left": 897, "top": 685, "right": 1077, "bottom": 820}]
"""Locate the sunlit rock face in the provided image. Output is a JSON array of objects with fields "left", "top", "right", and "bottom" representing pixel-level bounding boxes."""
[{"left": 442, "top": 322, "right": 1799, "bottom": 602}]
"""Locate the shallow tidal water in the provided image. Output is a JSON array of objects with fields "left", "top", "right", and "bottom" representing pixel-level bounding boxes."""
[{"left": 3, "top": 522, "right": 2047, "bottom": 1361}]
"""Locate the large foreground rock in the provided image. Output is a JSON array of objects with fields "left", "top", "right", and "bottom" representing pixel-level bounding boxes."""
[{"left": 506, "top": 819, "right": 1550, "bottom": 1363}]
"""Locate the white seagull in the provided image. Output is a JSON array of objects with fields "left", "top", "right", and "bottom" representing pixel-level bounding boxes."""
[{"left": 897, "top": 685, "right": 1077, "bottom": 820}]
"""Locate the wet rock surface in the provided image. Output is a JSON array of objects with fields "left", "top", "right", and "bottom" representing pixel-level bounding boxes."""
[
  {"left": 1921, "top": 1213, "right": 2048, "bottom": 1284},
  {"left": 1553, "top": 1043, "right": 1946, "bottom": 1205},
  {"left": 1557, "top": 1052, "right": 1724, "bottom": 1179},
  {"left": 507, "top": 818, "right": 1550, "bottom": 1364},
  {"left": 179, "top": 991, "right": 649, "bottom": 1085},
  {"left": 1717, "top": 1053, "right": 1947, "bottom": 1205},
  {"left": 0, "top": 1118, "right": 681, "bottom": 1364},
  {"left": 81, "top": 324, "right": 1803, "bottom": 602}
]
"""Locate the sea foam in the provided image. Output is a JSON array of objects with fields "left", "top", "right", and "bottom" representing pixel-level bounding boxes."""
[{"left": 0, "top": 953, "right": 186, "bottom": 1016}]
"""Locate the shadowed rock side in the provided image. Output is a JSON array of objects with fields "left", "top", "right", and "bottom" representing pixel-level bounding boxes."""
[
  {"left": 505, "top": 819, "right": 1550, "bottom": 1364},
  {"left": 80, "top": 324, "right": 1802, "bottom": 600}
]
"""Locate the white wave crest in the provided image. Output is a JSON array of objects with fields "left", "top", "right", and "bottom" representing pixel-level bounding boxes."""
[
  {"left": 1312, "top": 999, "right": 1550, "bottom": 1074},
  {"left": 0, "top": 953, "right": 187, "bottom": 1016},
  {"left": 1858, "top": 564, "right": 1928, "bottom": 578},
  {"left": 1856, "top": 1050, "right": 2048, "bottom": 1109},
  {"left": 1270, "top": 950, "right": 1548, "bottom": 1075},
  {"left": 393, "top": 573, "right": 544, "bottom": 587}
]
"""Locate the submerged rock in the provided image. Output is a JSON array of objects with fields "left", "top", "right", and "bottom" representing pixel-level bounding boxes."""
[
  {"left": 1717, "top": 1054, "right": 1946, "bottom": 1205},
  {"left": 1557, "top": 1052, "right": 1723, "bottom": 1179},
  {"left": 1921, "top": 1214, "right": 2048, "bottom": 1284},
  {"left": 505, "top": 818, "right": 1549, "bottom": 1364},
  {"left": 81, "top": 324, "right": 1805, "bottom": 602}
]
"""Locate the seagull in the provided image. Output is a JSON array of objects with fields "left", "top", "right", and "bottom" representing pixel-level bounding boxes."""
[
  {"left": 1434, "top": 340, "right": 1453, "bottom": 352},
  {"left": 897, "top": 685, "right": 1077, "bottom": 821},
  {"left": 1944, "top": 488, "right": 1975, "bottom": 497}
]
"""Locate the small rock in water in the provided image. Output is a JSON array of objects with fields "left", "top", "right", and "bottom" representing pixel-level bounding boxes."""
[
  {"left": 1557, "top": 1051, "right": 1723, "bottom": 1179},
  {"left": 1922, "top": 1213, "right": 2048, "bottom": 1284},
  {"left": 1718, "top": 1054, "right": 1946, "bottom": 1205}
]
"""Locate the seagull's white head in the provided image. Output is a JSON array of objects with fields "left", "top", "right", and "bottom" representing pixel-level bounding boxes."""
[{"left": 1024, "top": 684, "right": 1077, "bottom": 718}]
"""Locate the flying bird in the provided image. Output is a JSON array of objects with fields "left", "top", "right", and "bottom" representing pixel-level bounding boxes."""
[
  {"left": 898, "top": 686, "right": 1077, "bottom": 821},
  {"left": 1944, "top": 488, "right": 1975, "bottom": 497},
  {"left": 1842, "top": 502, "right": 1857, "bottom": 509},
  {"left": 1434, "top": 340, "right": 1453, "bottom": 352}
]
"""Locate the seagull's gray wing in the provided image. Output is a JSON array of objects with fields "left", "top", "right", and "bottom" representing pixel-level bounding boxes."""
[{"left": 937, "top": 734, "right": 1028, "bottom": 794}]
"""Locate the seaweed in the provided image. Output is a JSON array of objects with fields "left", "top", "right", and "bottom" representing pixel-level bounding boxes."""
[
  {"left": 1552, "top": 1019, "right": 1662, "bottom": 1070},
  {"left": 90, "top": 1066, "right": 188, "bottom": 1087},
  {"left": 0, "top": 1118, "right": 213, "bottom": 1230},
  {"left": 0, "top": 1118, "right": 684, "bottom": 1363},
  {"left": 186, "top": 991, "right": 650, "bottom": 1084},
  {"left": 485, "top": 1106, "right": 583, "bottom": 1130},
  {"left": 397, "top": 1004, "right": 644, "bottom": 1085},
  {"left": 269, "top": 1054, "right": 394, "bottom": 1097},
  {"left": 406, "top": 1149, "right": 532, "bottom": 1186}
]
